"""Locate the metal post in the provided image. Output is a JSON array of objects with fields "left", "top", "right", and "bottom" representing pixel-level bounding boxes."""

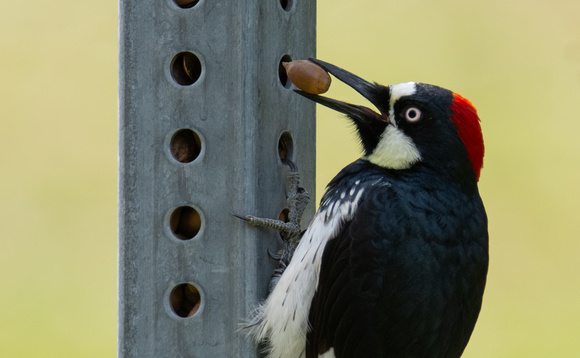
[{"left": 118, "top": 1, "right": 316, "bottom": 357}]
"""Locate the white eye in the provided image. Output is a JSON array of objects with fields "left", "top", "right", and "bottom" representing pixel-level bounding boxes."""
[{"left": 404, "top": 107, "right": 422, "bottom": 122}]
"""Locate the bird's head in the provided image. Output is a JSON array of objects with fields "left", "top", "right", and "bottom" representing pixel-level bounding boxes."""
[{"left": 298, "top": 59, "right": 484, "bottom": 183}]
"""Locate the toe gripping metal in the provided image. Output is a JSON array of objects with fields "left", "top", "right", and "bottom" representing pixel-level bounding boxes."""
[{"left": 233, "top": 158, "right": 310, "bottom": 266}]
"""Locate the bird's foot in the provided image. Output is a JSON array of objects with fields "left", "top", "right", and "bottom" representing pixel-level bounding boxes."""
[
  {"left": 233, "top": 159, "right": 310, "bottom": 262},
  {"left": 232, "top": 213, "right": 301, "bottom": 237}
]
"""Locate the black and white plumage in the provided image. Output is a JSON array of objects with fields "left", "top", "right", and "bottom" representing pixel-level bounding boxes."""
[{"left": 245, "top": 59, "right": 488, "bottom": 358}]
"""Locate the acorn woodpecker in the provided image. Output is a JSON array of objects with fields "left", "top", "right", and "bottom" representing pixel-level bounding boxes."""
[{"left": 243, "top": 59, "right": 488, "bottom": 358}]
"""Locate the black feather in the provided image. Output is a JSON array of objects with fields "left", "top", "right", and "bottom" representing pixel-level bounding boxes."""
[{"left": 306, "top": 159, "right": 488, "bottom": 358}]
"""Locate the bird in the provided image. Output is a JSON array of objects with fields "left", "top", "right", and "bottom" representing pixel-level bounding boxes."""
[{"left": 242, "top": 59, "right": 488, "bottom": 358}]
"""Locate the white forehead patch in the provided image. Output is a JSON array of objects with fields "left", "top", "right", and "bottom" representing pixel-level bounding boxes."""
[{"left": 389, "top": 82, "right": 417, "bottom": 107}]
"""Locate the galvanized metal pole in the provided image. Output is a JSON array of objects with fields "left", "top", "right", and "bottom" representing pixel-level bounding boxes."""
[{"left": 118, "top": 1, "right": 316, "bottom": 357}]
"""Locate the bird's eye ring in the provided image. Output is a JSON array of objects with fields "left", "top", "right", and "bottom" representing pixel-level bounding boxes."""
[{"left": 404, "top": 107, "right": 422, "bottom": 122}]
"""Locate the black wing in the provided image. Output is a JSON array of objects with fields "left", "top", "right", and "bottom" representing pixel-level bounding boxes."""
[
  {"left": 306, "top": 181, "right": 399, "bottom": 357},
  {"left": 306, "top": 166, "right": 488, "bottom": 358}
]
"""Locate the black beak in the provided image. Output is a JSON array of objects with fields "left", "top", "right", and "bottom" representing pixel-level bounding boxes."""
[{"left": 295, "top": 58, "right": 389, "bottom": 124}]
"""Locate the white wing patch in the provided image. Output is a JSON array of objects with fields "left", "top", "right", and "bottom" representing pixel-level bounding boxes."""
[
  {"left": 245, "top": 187, "right": 365, "bottom": 358},
  {"left": 319, "top": 348, "right": 335, "bottom": 358}
]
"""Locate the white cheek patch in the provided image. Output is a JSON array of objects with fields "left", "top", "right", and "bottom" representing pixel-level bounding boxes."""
[{"left": 364, "top": 125, "right": 421, "bottom": 169}]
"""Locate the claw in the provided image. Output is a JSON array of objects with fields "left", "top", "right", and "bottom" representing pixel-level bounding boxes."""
[
  {"left": 268, "top": 248, "right": 282, "bottom": 261},
  {"left": 281, "top": 158, "right": 298, "bottom": 172},
  {"left": 231, "top": 213, "right": 251, "bottom": 222}
]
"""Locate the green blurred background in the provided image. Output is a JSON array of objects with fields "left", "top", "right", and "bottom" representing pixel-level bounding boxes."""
[{"left": 1, "top": 0, "right": 579, "bottom": 356}]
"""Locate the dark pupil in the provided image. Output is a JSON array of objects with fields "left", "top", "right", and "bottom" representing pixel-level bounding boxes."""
[{"left": 408, "top": 110, "right": 417, "bottom": 118}]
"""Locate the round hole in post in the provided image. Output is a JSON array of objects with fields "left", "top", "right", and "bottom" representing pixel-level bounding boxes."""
[
  {"left": 278, "top": 54, "right": 293, "bottom": 88},
  {"left": 170, "top": 206, "right": 202, "bottom": 240},
  {"left": 279, "top": 208, "right": 290, "bottom": 223},
  {"left": 278, "top": 131, "right": 294, "bottom": 164},
  {"left": 170, "top": 283, "right": 202, "bottom": 318},
  {"left": 173, "top": 0, "right": 199, "bottom": 8},
  {"left": 170, "top": 129, "right": 202, "bottom": 163},
  {"left": 171, "top": 52, "right": 202, "bottom": 86},
  {"left": 279, "top": 0, "right": 293, "bottom": 11},
  {"left": 278, "top": 208, "right": 291, "bottom": 240}
]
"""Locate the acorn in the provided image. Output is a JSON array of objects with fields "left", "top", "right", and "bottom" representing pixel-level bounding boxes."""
[{"left": 282, "top": 60, "right": 331, "bottom": 94}]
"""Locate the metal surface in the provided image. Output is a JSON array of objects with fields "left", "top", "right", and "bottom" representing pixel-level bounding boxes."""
[{"left": 118, "top": 1, "right": 316, "bottom": 357}]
